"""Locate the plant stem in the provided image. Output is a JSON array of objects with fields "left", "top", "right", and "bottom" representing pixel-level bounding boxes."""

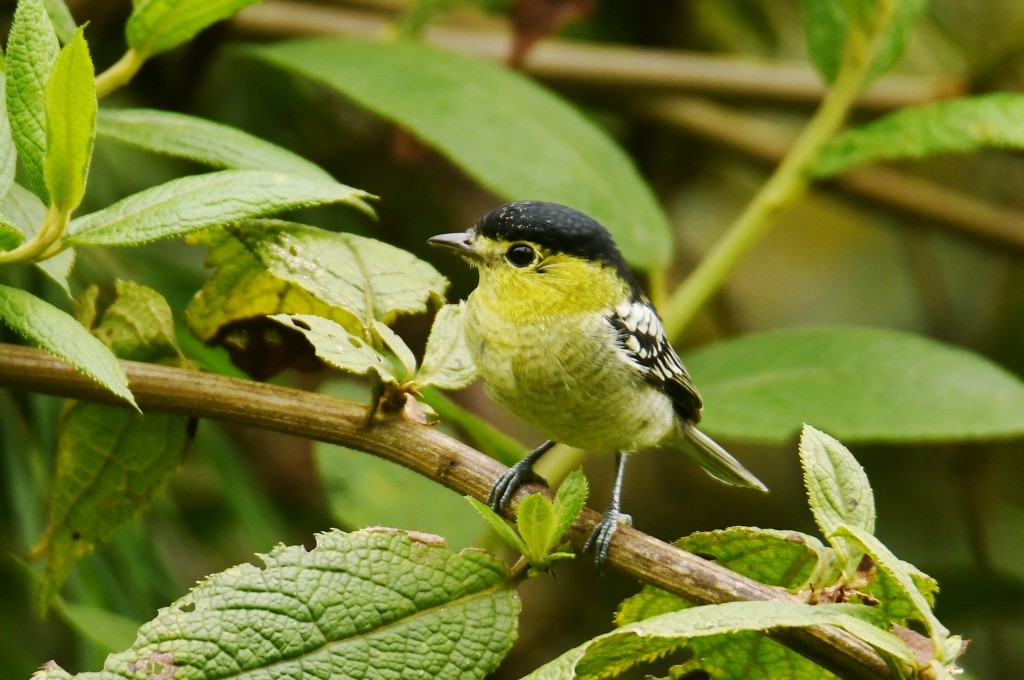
[
  {"left": 661, "top": 16, "right": 888, "bottom": 340},
  {"left": 0, "top": 342, "right": 897, "bottom": 679},
  {"left": 94, "top": 49, "right": 145, "bottom": 99},
  {"left": 0, "top": 206, "right": 69, "bottom": 264}
]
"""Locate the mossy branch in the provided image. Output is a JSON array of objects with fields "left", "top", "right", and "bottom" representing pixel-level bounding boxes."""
[{"left": 1, "top": 342, "right": 894, "bottom": 680}]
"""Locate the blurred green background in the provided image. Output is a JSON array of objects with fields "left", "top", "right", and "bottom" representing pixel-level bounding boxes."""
[{"left": 3, "top": 0, "right": 1024, "bottom": 677}]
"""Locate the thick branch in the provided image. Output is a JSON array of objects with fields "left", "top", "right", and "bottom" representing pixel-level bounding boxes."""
[{"left": 0, "top": 343, "right": 893, "bottom": 680}]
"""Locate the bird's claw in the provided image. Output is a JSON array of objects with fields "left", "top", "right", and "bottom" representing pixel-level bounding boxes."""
[
  {"left": 584, "top": 510, "right": 631, "bottom": 571},
  {"left": 487, "top": 464, "right": 546, "bottom": 512}
]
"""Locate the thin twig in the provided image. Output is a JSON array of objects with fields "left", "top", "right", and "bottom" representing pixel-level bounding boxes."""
[
  {"left": 1, "top": 342, "right": 895, "bottom": 679},
  {"left": 230, "top": 1, "right": 961, "bottom": 110},
  {"left": 633, "top": 95, "right": 1024, "bottom": 253}
]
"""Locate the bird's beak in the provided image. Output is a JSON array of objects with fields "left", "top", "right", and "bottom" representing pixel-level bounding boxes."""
[{"left": 427, "top": 231, "right": 478, "bottom": 259}]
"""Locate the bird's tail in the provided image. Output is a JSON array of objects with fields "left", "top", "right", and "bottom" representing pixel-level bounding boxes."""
[{"left": 676, "top": 423, "right": 768, "bottom": 492}]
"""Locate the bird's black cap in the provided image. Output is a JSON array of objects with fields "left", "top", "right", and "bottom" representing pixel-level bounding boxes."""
[{"left": 475, "top": 201, "right": 643, "bottom": 294}]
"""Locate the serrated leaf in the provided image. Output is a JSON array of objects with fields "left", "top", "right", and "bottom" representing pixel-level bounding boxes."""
[
  {"left": 43, "top": 0, "right": 78, "bottom": 43},
  {"left": 96, "top": 108, "right": 334, "bottom": 181},
  {"left": 418, "top": 302, "right": 476, "bottom": 390},
  {"left": 185, "top": 228, "right": 361, "bottom": 345},
  {"left": 249, "top": 38, "right": 670, "bottom": 269},
  {"left": 126, "top": 0, "right": 260, "bottom": 58},
  {"left": 34, "top": 402, "right": 187, "bottom": 608},
  {"left": 65, "top": 170, "right": 373, "bottom": 246},
  {"left": 6, "top": 0, "right": 60, "bottom": 202},
  {"left": 270, "top": 313, "right": 397, "bottom": 382},
  {"left": 230, "top": 220, "right": 446, "bottom": 330},
  {"left": 33, "top": 281, "right": 187, "bottom": 608},
  {"left": 1, "top": 183, "right": 74, "bottom": 294},
  {"left": 467, "top": 495, "right": 529, "bottom": 556},
  {"left": 800, "top": 0, "right": 924, "bottom": 84},
  {"left": 316, "top": 434, "right": 487, "bottom": 552},
  {"left": 814, "top": 93, "right": 1024, "bottom": 177},
  {"left": 373, "top": 319, "right": 417, "bottom": 379},
  {"left": 616, "top": 528, "right": 833, "bottom": 626},
  {"left": 551, "top": 468, "right": 588, "bottom": 542},
  {"left": 800, "top": 425, "right": 874, "bottom": 577},
  {"left": 0, "top": 72, "right": 18, "bottom": 205},
  {"left": 833, "top": 524, "right": 949, "bottom": 654},
  {"left": 861, "top": 556, "right": 939, "bottom": 625},
  {"left": 516, "top": 494, "right": 557, "bottom": 563},
  {"left": 687, "top": 327, "right": 1024, "bottom": 443},
  {"left": 0, "top": 284, "right": 134, "bottom": 406},
  {"left": 523, "top": 601, "right": 912, "bottom": 680},
  {"left": 44, "top": 27, "right": 96, "bottom": 213},
  {"left": 43, "top": 528, "right": 520, "bottom": 680}
]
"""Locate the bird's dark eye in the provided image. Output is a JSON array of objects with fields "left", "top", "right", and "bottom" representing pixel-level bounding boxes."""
[{"left": 505, "top": 244, "right": 536, "bottom": 267}]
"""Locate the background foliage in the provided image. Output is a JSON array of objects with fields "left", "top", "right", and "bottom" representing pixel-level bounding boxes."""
[{"left": 3, "top": 0, "right": 1024, "bottom": 678}]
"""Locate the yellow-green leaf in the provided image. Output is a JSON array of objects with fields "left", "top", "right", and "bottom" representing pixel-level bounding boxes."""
[
  {"left": 126, "top": 0, "right": 260, "bottom": 59},
  {"left": 230, "top": 220, "right": 447, "bottom": 331},
  {"left": 270, "top": 313, "right": 397, "bottom": 382},
  {"left": 417, "top": 302, "right": 476, "bottom": 390},
  {"left": 44, "top": 27, "right": 96, "bottom": 213}
]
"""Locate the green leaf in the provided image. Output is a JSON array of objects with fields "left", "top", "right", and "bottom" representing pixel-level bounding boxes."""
[
  {"left": 0, "top": 284, "right": 134, "bottom": 406},
  {"left": 84, "top": 280, "right": 184, "bottom": 363},
  {"left": 466, "top": 495, "right": 529, "bottom": 556},
  {"left": 1, "top": 183, "right": 74, "bottom": 294},
  {"left": 523, "top": 601, "right": 912, "bottom": 680},
  {"left": 270, "top": 313, "right": 397, "bottom": 382},
  {"left": 96, "top": 108, "right": 334, "bottom": 181},
  {"left": 34, "top": 282, "right": 188, "bottom": 608},
  {"left": 6, "top": 0, "right": 60, "bottom": 202},
  {"left": 814, "top": 93, "right": 1024, "bottom": 177},
  {"left": 0, "top": 70, "right": 18, "bottom": 205},
  {"left": 417, "top": 302, "right": 476, "bottom": 390},
  {"left": 249, "top": 38, "right": 671, "bottom": 269},
  {"left": 833, "top": 523, "right": 950, "bottom": 656},
  {"left": 686, "top": 326, "right": 1024, "bottom": 443},
  {"left": 126, "top": 0, "right": 261, "bottom": 59},
  {"left": 800, "top": 425, "right": 875, "bottom": 577},
  {"left": 800, "top": 0, "right": 924, "bottom": 84},
  {"left": 616, "top": 528, "right": 835, "bottom": 626},
  {"left": 551, "top": 468, "right": 588, "bottom": 543},
  {"left": 185, "top": 228, "right": 361, "bottom": 344},
  {"left": 44, "top": 27, "right": 96, "bottom": 213},
  {"left": 34, "top": 402, "right": 187, "bottom": 608},
  {"left": 516, "top": 494, "right": 557, "bottom": 563},
  {"left": 373, "top": 319, "right": 417, "bottom": 379},
  {"left": 43, "top": 0, "right": 78, "bottom": 43},
  {"left": 65, "top": 170, "right": 374, "bottom": 246},
  {"left": 229, "top": 220, "right": 446, "bottom": 331},
  {"left": 43, "top": 528, "right": 520, "bottom": 680},
  {"left": 316, "top": 431, "right": 487, "bottom": 551}
]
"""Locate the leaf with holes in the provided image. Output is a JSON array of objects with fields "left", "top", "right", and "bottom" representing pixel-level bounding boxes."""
[{"left": 269, "top": 313, "right": 397, "bottom": 383}]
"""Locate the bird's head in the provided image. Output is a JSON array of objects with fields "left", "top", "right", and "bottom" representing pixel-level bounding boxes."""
[{"left": 428, "top": 201, "right": 642, "bottom": 313}]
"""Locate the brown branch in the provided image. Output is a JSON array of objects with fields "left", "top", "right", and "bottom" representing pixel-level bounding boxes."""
[
  {"left": 231, "top": 1, "right": 962, "bottom": 110},
  {"left": 633, "top": 95, "right": 1024, "bottom": 253},
  {"left": 1, "top": 342, "right": 895, "bottom": 679}
]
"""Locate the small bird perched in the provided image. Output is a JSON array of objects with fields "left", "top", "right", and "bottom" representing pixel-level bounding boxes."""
[{"left": 429, "top": 201, "right": 766, "bottom": 567}]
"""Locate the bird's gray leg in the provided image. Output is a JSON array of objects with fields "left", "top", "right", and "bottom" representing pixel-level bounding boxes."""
[
  {"left": 584, "top": 451, "right": 633, "bottom": 570},
  {"left": 488, "top": 439, "right": 557, "bottom": 512}
]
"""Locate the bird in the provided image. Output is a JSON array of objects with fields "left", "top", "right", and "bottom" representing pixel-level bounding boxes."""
[{"left": 428, "top": 201, "right": 766, "bottom": 567}]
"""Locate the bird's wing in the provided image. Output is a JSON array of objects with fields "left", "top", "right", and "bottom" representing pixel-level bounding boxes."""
[{"left": 606, "top": 298, "right": 703, "bottom": 422}]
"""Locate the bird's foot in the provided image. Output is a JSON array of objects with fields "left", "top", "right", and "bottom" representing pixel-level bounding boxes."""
[
  {"left": 584, "top": 509, "right": 632, "bottom": 571},
  {"left": 487, "top": 462, "right": 547, "bottom": 512}
]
